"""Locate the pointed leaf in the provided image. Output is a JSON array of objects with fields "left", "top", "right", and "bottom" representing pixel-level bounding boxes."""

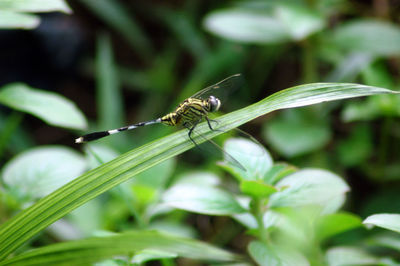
[
  {"left": 326, "top": 247, "right": 381, "bottom": 266},
  {"left": 2, "top": 146, "right": 86, "bottom": 204},
  {"left": 0, "top": 11, "right": 39, "bottom": 29},
  {"left": 363, "top": 213, "right": 400, "bottom": 233},
  {"left": 0, "top": 0, "right": 71, "bottom": 13},
  {"left": 0, "top": 83, "right": 87, "bottom": 130},
  {"left": 240, "top": 180, "right": 277, "bottom": 198},
  {"left": 269, "top": 169, "right": 349, "bottom": 209},
  {"left": 0, "top": 82, "right": 396, "bottom": 259},
  {"left": 163, "top": 183, "right": 245, "bottom": 215},
  {"left": 0, "top": 231, "right": 239, "bottom": 265},
  {"left": 248, "top": 241, "right": 309, "bottom": 266},
  {"left": 220, "top": 137, "right": 273, "bottom": 181},
  {"left": 331, "top": 19, "right": 400, "bottom": 56},
  {"left": 316, "top": 212, "right": 362, "bottom": 241}
]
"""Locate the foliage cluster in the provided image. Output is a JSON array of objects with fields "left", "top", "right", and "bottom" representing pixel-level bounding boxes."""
[{"left": 1, "top": 0, "right": 400, "bottom": 265}]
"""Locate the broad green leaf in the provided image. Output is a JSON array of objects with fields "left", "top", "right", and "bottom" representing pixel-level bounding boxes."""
[
  {"left": 326, "top": 247, "right": 381, "bottom": 266},
  {"left": 263, "top": 163, "right": 297, "bottom": 185},
  {"left": 220, "top": 137, "right": 273, "bottom": 181},
  {"left": 276, "top": 3, "right": 325, "bottom": 40},
  {"left": 0, "top": 83, "right": 87, "bottom": 130},
  {"left": 1, "top": 146, "right": 86, "bottom": 205},
  {"left": 331, "top": 19, "right": 400, "bottom": 56},
  {"left": 0, "top": 231, "right": 239, "bottom": 265},
  {"left": 240, "top": 180, "right": 277, "bottom": 198},
  {"left": 269, "top": 169, "right": 349, "bottom": 209},
  {"left": 203, "top": 3, "right": 324, "bottom": 44},
  {"left": 204, "top": 9, "right": 290, "bottom": 44},
  {"left": 263, "top": 108, "right": 331, "bottom": 157},
  {"left": 248, "top": 241, "right": 309, "bottom": 266},
  {"left": 316, "top": 212, "right": 362, "bottom": 242},
  {"left": 0, "top": 11, "right": 39, "bottom": 29},
  {"left": 0, "top": 82, "right": 396, "bottom": 259},
  {"left": 363, "top": 213, "right": 400, "bottom": 233},
  {"left": 173, "top": 171, "right": 220, "bottom": 187},
  {"left": 163, "top": 183, "right": 245, "bottom": 215},
  {"left": 0, "top": 0, "right": 71, "bottom": 13}
]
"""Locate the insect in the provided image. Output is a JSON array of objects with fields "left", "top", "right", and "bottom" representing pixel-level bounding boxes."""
[{"left": 75, "top": 74, "right": 243, "bottom": 146}]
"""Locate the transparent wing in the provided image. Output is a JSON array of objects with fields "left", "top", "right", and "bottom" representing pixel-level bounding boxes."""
[
  {"left": 183, "top": 122, "right": 246, "bottom": 171},
  {"left": 191, "top": 73, "right": 244, "bottom": 100}
]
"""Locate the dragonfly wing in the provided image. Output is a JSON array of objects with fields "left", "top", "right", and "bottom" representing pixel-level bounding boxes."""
[
  {"left": 186, "top": 124, "right": 246, "bottom": 171},
  {"left": 191, "top": 73, "right": 244, "bottom": 100}
]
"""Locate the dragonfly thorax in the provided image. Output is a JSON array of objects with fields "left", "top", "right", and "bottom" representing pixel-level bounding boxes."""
[{"left": 208, "top": 95, "right": 221, "bottom": 112}]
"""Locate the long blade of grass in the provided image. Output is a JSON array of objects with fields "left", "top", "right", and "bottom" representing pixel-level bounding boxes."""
[
  {"left": 0, "top": 83, "right": 397, "bottom": 260},
  {"left": 0, "top": 231, "right": 240, "bottom": 265}
]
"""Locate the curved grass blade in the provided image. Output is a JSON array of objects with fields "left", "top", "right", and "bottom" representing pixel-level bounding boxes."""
[
  {"left": 0, "top": 83, "right": 397, "bottom": 260},
  {"left": 0, "top": 231, "right": 239, "bottom": 265}
]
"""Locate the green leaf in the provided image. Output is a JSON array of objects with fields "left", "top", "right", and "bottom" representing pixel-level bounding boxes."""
[
  {"left": 0, "top": 231, "right": 239, "bottom": 265},
  {"left": 0, "top": 0, "right": 71, "bottom": 13},
  {"left": 316, "top": 212, "right": 362, "bottom": 242},
  {"left": 0, "top": 83, "right": 87, "bottom": 130},
  {"left": 0, "top": 11, "right": 39, "bottom": 29},
  {"left": 203, "top": 3, "right": 324, "bottom": 44},
  {"left": 1, "top": 146, "right": 86, "bottom": 205},
  {"left": 173, "top": 171, "right": 220, "bottom": 187},
  {"left": 220, "top": 137, "right": 273, "bottom": 181},
  {"left": 326, "top": 247, "right": 381, "bottom": 266},
  {"left": 163, "top": 183, "right": 245, "bottom": 215},
  {"left": 363, "top": 213, "right": 400, "bottom": 233},
  {"left": 204, "top": 9, "right": 291, "bottom": 44},
  {"left": 276, "top": 3, "right": 325, "bottom": 40},
  {"left": 131, "top": 249, "right": 177, "bottom": 264},
  {"left": 331, "top": 19, "right": 400, "bottom": 56},
  {"left": 0, "top": 82, "right": 396, "bottom": 259},
  {"left": 269, "top": 169, "right": 349, "bottom": 209},
  {"left": 240, "top": 180, "right": 277, "bottom": 198},
  {"left": 263, "top": 163, "right": 297, "bottom": 185},
  {"left": 248, "top": 241, "right": 309, "bottom": 266},
  {"left": 263, "top": 108, "right": 331, "bottom": 157}
]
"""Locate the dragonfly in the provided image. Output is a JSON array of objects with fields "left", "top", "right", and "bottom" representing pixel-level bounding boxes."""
[{"left": 75, "top": 74, "right": 245, "bottom": 168}]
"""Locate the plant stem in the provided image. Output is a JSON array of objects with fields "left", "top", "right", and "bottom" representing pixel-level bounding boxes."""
[
  {"left": 378, "top": 117, "right": 392, "bottom": 168},
  {"left": 0, "top": 111, "right": 24, "bottom": 158},
  {"left": 252, "top": 198, "right": 268, "bottom": 243},
  {"left": 301, "top": 39, "right": 317, "bottom": 83}
]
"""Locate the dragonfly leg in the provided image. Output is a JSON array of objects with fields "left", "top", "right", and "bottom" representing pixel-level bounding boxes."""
[
  {"left": 206, "top": 117, "right": 224, "bottom": 132},
  {"left": 186, "top": 121, "right": 200, "bottom": 147}
]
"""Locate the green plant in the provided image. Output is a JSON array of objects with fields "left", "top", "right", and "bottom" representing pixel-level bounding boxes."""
[{"left": 0, "top": 82, "right": 397, "bottom": 264}]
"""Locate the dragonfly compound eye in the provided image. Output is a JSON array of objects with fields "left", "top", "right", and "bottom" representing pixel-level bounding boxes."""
[{"left": 209, "top": 96, "right": 221, "bottom": 112}]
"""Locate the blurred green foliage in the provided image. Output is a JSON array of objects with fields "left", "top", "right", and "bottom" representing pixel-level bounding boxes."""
[{"left": 1, "top": 0, "right": 400, "bottom": 265}]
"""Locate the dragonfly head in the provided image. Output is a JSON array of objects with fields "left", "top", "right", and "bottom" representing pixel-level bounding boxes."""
[{"left": 208, "top": 95, "right": 221, "bottom": 112}]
